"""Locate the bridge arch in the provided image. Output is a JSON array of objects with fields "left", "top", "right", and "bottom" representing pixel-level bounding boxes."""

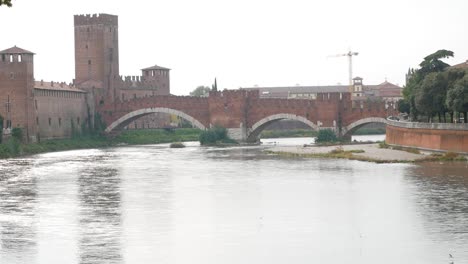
[
  {"left": 342, "top": 117, "right": 388, "bottom": 138},
  {"left": 104, "top": 107, "right": 206, "bottom": 133},
  {"left": 247, "top": 113, "right": 319, "bottom": 142}
]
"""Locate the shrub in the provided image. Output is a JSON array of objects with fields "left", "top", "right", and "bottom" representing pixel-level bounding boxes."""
[
  {"left": 315, "top": 129, "right": 338, "bottom": 143},
  {"left": 199, "top": 126, "right": 236, "bottom": 145},
  {"left": 170, "top": 142, "right": 185, "bottom": 148},
  {"left": 11, "top": 127, "right": 23, "bottom": 141}
]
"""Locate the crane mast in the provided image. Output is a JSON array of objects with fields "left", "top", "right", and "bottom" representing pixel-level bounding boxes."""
[{"left": 328, "top": 50, "right": 359, "bottom": 92}]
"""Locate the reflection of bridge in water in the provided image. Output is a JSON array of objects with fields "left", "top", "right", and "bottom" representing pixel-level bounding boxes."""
[{"left": 100, "top": 90, "right": 398, "bottom": 142}]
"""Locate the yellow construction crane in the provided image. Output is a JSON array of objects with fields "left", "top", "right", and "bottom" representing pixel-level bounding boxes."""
[{"left": 328, "top": 50, "right": 359, "bottom": 92}]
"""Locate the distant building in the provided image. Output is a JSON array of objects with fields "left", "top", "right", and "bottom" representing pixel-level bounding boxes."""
[
  {"left": 449, "top": 59, "right": 468, "bottom": 70},
  {"left": 242, "top": 77, "right": 403, "bottom": 102}
]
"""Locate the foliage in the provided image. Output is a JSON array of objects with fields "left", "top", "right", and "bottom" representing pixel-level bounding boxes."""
[
  {"left": 0, "top": 128, "right": 202, "bottom": 159},
  {"left": 446, "top": 74, "right": 468, "bottom": 121},
  {"left": 0, "top": 114, "right": 3, "bottom": 144},
  {"left": 190, "top": 86, "right": 211, "bottom": 97},
  {"left": 260, "top": 129, "right": 317, "bottom": 138},
  {"left": 11, "top": 127, "right": 23, "bottom": 141},
  {"left": 397, "top": 99, "right": 410, "bottom": 114},
  {"left": 115, "top": 128, "right": 200, "bottom": 145},
  {"left": 93, "top": 113, "right": 106, "bottom": 134},
  {"left": 199, "top": 126, "right": 236, "bottom": 145},
  {"left": 0, "top": 0, "right": 12, "bottom": 7},
  {"left": 419, "top": 49, "right": 454, "bottom": 74},
  {"left": 169, "top": 142, "right": 186, "bottom": 148},
  {"left": 402, "top": 49, "right": 468, "bottom": 122},
  {"left": 414, "top": 72, "right": 447, "bottom": 119},
  {"left": 315, "top": 129, "right": 338, "bottom": 143}
]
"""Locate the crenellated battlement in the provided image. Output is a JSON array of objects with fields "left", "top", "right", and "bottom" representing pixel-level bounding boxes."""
[{"left": 74, "top": 13, "right": 118, "bottom": 27}]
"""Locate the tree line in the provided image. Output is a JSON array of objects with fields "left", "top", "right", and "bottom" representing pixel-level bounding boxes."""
[{"left": 399, "top": 50, "right": 468, "bottom": 123}]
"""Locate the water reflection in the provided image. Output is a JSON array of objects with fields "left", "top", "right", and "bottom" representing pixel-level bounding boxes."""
[
  {"left": 406, "top": 162, "right": 468, "bottom": 245},
  {"left": 0, "top": 159, "right": 37, "bottom": 263},
  {"left": 78, "top": 161, "right": 122, "bottom": 264}
]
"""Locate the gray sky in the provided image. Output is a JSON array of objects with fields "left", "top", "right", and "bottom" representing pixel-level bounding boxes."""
[{"left": 1, "top": 0, "right": 467, "bottom": 95}]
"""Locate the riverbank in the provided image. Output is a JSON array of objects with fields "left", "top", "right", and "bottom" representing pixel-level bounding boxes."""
[
  {"left": 260, "top": 128, "right": 385, "bottom": 139},
  {"left": 267, "top": 143, "right": 467, "bottom": 163},
  {"left": 0, "top": 128, "right": 201, "bottom": 159}
]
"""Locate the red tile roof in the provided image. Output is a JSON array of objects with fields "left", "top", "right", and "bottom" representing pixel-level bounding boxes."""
[{"left": 450, "top": 60, "right": 468, "bottom": 69}]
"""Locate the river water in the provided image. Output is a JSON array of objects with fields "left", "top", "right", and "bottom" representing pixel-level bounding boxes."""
[{"left": 0, "top": 136, "right": 467, "bottom": 264}]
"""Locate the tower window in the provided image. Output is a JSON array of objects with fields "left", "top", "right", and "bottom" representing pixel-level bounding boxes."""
[
  {"left": 18, "top": 55, "right": 22, "bottom": 62},
  {"left": 1, "top": 54, "right": 5, "bottom": 62},
  {"left": 58, "top": 118, "right": 62, "bottom": 127},
  {"left": 85, "top": 44, "right": 88, "bottom": 49},
  {"left": 36, "top": 117, "right": 39, "bottom": 125},
  {"left": 88, "top": 60, "right": 91, "bottom": 65},
  {"left": 48, "top": 118, "right": 51, "bottom": 126}
]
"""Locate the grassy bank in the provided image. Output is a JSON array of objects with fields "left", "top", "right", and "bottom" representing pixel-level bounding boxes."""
[
  {"left": 353, "top": 127, "right": 386, "bottom": 135},
  {"left": 260, "top": 129, "right": 318, "bottom": 138},
  {"left": 259, "top": 127, "right": 385, "bottom": 139},
  {"left": 0, "top": 128, "right": 201, "bottom": 159}
]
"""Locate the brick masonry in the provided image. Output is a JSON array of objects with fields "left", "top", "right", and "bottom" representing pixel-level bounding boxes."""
[
  {"left": 101, "top": 90, "right": 398, "bottom": 142},
  {"left": 386, "top": 120, "right": 468, "bottom": 153}
]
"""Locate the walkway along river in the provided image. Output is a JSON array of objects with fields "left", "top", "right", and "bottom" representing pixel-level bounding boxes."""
[{"left": 0, "top": 136, "right": 467, "bottom": 264}]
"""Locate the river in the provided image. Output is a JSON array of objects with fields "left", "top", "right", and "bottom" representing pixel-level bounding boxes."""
[{"left": 0, "top": 136, "right": 467, "bottom": 264}]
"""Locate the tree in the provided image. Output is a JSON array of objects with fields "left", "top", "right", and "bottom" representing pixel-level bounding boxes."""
[
  {"left": 419, "top": 49, "right": 454, "bottom": 75},
  {"left": 0, "top": 0, "right": 12, "bottom": 7},
  {"left": 415, "top": 72, "right": 448, "bottom": 122},
  {"left": 403, "top": 50, "right": 454, "bottom": 121},
  {"left": 397, "top": 99, "right": 410, "bottom": 114},
  {"left": 446, "top": 74, "right": 468, "bottom": 123},
  {"left": 190, "top": 86, "right": 210, "bottom": 97}
]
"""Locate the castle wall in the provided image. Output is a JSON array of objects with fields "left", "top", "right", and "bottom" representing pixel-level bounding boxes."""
[{"left": 35, "top": 89, "right": 88, "bottom": 140}]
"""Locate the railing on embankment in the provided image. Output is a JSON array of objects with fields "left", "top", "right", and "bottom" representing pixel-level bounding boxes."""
[{"left": 386, "top": 119, "right": 468, "bottom": 153}]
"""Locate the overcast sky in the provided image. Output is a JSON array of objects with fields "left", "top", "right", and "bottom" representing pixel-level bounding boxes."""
[{"left": 1, "top": 0, "right": 467, "bottom": 95}]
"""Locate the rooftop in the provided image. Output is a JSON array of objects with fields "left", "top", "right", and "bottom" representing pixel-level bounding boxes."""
[
  {"left": 450, "top": 60, "right": 468, "bottom": 69},
  {"left": 0, "top": 46, "right": 34, "bottom": 55},
  {"left": 34, "top": 81, "right": 85, "bottom": 93},
  {"left": 141, "top": 65, "right": 171, "bottom": 71}
]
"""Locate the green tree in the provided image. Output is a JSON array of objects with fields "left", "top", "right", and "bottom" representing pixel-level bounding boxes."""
[
  {"left": 0, "top": 0, "right": 12, "bottom": 7},
  {"left": 190, "top": 86, "right": 211, "bottom": 97},
  {"left": 397, "top": 99, "right": 410, "bottom": 114},
  {"left": 415, "top": 72, "right": 448, "bottom": 122},
  {"left": 446, "top": 74, "right": 468, "bottom": 123},
  {"left": 403, "top": 50, "right": 454, "bottom": 121}
]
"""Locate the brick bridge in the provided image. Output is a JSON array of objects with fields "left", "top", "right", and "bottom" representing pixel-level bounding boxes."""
[{"left": 99, "top": 90, "right": 398, "bottom": 142}]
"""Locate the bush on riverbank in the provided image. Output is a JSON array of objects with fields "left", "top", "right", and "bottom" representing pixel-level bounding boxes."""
[
  {"left": 199, "top": 126, "right": 237, "bottom": 145},
  {"left": 315, "top": 129, "right": 338, "bottom": 143}
]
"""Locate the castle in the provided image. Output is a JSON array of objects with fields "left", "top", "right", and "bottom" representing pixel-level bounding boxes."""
[{"left": 0, "top": 14, "right": 171, "bottom": 142}]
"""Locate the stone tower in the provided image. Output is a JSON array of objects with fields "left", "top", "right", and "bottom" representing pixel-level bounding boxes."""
[
  {"left": 0, "top": 46, "right": 38, "bottom": 142},
  {"left": 74, "top": 14, "right": 119, "bottom": 103}
]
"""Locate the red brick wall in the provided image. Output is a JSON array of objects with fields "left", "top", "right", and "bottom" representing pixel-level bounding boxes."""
[
  {"left": 386, "top": 123, "right": 468, "bottom": 153},
  {"left": 74, "top": 14, "right": 119, "bottom": 102},
  {"left": 0, "top": 53, "right": 37, "bottom": 142},
  {"left": 35, "top": 89, "right": 88, "bottom": 140}
]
